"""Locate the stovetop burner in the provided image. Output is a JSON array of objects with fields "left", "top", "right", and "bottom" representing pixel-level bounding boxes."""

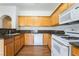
[{"left": 61, "top": 36, "right": 79, "bottom": 40}]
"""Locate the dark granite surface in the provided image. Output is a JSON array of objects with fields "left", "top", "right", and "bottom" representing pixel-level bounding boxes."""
[
  {"left": 0, "top": 29, "right": 65, "bottom": 39},
  {"left": 70, "top": 42, "right": 79, "bottom": 47},
  {"left": 0, "top": 33, "right": 21, "bottom": 39},
  {"left": 18, "top": 30, "right": 65, "bottom": 34}
]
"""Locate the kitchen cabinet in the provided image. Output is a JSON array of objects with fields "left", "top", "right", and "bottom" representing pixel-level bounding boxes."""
[
  {"left": 4, "top": 38, "right": 14, "bottom": 56},
  {"left": 14, "top": 34, "right": 25, "bottom": 55},
  {"left": 25, "top": 33, "right": 51, "bottom": 45},
  {"left": 47, "top": 34, "right": 51, "bottom": 50},
  {"left": 50, "top": 10, "right": 59, "bottom": 26},
  {"left": 68, "top": 3, "right": 74, "bottom": 8},
  {"left": 25, "top": 33, "right": 34, "bottom": 45},
  {"left": 20, "top": 34, "right": 25, "bottom": 47},
  {"left": 14, "top": 35, "right": 21, "bottom": 54},
  {"left": 18, "top": 16, "right": 51, "bottom": 27},
  {"left": 50, "top": 3, "right": 68, "bottom": 26},
  {"left": 58, "top": 3, "right": 69, "bottom": 14},
  {"left": 34, "top": 34, "right": 43, "bottom": 45},
  {"left": 72, "top": 46, "right": 79, "bottom": 56},
  {"left": 18, "top": 16, "right": 26, "bottom": 26},
  {"left": 0, "top": 34, "right": 25, "bottom": 56},
  {"left": 50, "top": 3, "right": 73, "bottom": 26},
  {"left": 43, "top": 33, "right": 51, "bottom": 45}
]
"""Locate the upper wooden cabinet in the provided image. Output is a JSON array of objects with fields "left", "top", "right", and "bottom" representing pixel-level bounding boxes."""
[
  {"left": 50, "top": 10, "right": 59, "bottom": 26},
  {"left": 18, "top": 16, "right": 51, "bottom": 27},
  {"left": 50, "top": 3, "right": 74, "bottom": 26},
  {"left": 18, "top": 3, "right": 73, "bottom": 27},
  {"left": 58, "top": 3, "right": 68, "bottom": 14},
  {"left": 18, "top": 16, "right": 26, "bottom": 26}
]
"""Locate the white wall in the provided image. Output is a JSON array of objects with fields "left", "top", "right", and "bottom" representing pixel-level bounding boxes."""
[
  {"left": 0, "top": 39, "right": 4, "bottom": 56},
  {"left": 0, "top": 6, "right": 16, "bottom": 28},
  {"left": 18, "top": 11, "right": 51, "bottom": 16}
]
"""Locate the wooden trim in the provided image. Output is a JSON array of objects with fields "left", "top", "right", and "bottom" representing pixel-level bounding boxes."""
[{"left": 50, "top": 3, "right": 62, "bottom": 16}]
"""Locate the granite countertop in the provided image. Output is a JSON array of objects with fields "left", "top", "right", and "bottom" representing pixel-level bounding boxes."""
[
  {"left": 0, "top": 33, "right": 21, "bottom": 39},
  {"left": 70, "top": 42, "right": 79, "bottom": 47},
  {"left": 19, "top": 30, "right": 65, "bottom": 34},
  {"left": 0, "top": 30, "right": 65, "bottom": 39}
]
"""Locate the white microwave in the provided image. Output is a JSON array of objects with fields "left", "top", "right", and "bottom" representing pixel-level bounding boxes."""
[{"left": 59, "top": 4, "right": 79, "bottom": 24}]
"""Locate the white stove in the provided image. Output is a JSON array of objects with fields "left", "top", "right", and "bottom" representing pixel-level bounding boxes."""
[{"left": 51, "top": 32, "right": 79, "bottom": 56}]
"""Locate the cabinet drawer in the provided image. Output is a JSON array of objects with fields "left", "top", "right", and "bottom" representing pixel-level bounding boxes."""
[
  {"left": 4, "top": 38, "right": 14, "bottom": 45},
  {"left": 14, "top": 38, "right": 20, "bottom": 54},
  {"left": 15, "top": 35, "right": 20, "bottom": 39}
]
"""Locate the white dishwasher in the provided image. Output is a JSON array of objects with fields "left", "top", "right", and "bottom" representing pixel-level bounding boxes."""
[{"left": 34, "top": 34, "right": 43, "bottom": 45}]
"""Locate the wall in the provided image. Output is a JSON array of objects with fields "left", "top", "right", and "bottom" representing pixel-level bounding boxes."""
[
  {"left": 0, "top": 6, "right": 16, "bottom": 28},
  {"left": 0, "top": 39, "right": 4, "bottom": 56},
  {"left": 18, "top": 11, "right": 52, "bottom": 16}
]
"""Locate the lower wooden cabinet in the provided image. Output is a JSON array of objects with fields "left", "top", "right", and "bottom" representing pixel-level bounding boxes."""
[
  {"left": 14, "top": 34, "right": 24, "bottom": 54},
  {"left": 4, "top": 34, "right": 25, "bottom": 56},
  {"left": 14, "top": 36, "right": 21, "bottom": 54},
  {"left": 72, "top": 46, "right": 79, "bottom": 56},
  {"left": 20, "top": 34, "right": 25, "bottom": 47},
  {"left": 43, "top": 33, "right": 50, "bottom": 45},
  {"left": 4, "top": 38, "right": 14, "bottom": 56},
  {"left": 47, "top": 34, "right": 51, "bottom": 50},
  {"left": 25, "top": 33, "right": 34, "bottom": 45},
  {"left": 48, "top": 39, "right": 51, "bottom": 50},
  {"left": 43, "top": 33, "right": 51, "bottom": 50}
]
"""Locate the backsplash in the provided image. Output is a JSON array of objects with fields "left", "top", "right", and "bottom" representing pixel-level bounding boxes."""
[
  {"left": 51, "top": 23, "right": 79, "bottom": 31},
  {"left": 0, "top": 29, "right": 16, "bottom": 35}
]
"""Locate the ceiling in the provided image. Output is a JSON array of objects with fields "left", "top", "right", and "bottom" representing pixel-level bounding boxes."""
[{"left": 0, "top": 3, "right": 60, "bottom": 16}]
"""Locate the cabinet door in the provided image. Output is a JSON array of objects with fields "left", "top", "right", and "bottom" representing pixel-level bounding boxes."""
[
  {"left": 43, "top": 33, "right": 51, "bottom": 45},
  {"left": 48, "top": 35, "right": 51, "bottom": 50},
  {"left": 25, "top": 33, "right": 34, "bottom": 45},
  {"left": 34, "top": 34, "right": 43, "bottom": 45},
  {"left": 20, "top": 34, "right": 25, "bottom": 47},
  {"left": 18, "top": 16, "right": 26, "bottom": 26},
  {"left": 72, "top": 46, "right": 79, "bottom": 56},
  {"left": 14, "top": 37, "right": 20, "bottom": 54},
  {"left": 5, "top": 42, "right": 14, "bottom": 56},
  {"left": 51, "top": 3, "right": 69, "bottom": 26},
  {"left": 58, "top": 3, "right": 68, "bottom": 14}
]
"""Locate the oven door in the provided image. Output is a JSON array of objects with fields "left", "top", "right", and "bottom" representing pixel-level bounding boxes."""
[{"left": 53, "top": 39, "right": 69, "bottom": 56}]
